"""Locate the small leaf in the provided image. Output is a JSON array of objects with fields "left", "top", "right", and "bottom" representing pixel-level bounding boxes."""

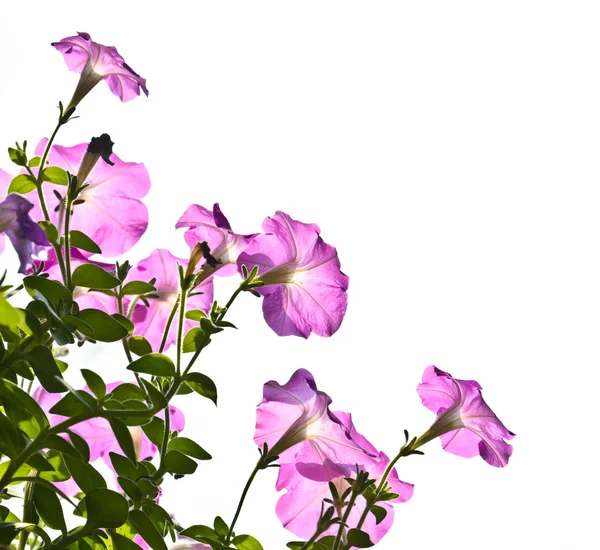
[
  {"left": 70, "top": 230, "right": 102, "bottom": 254},
  {"left": 127, "top": 353, "right": 175, "bottom": 377},
  {"left": 184, "top": 372, "right": 217, "bottom": 405},
  {"left": 63, "top": 454, "right": 107, "bottom": 493},
  {"left": 73, "top": 264, "right": 121, "bottom": 289},
  {"left": 24, "top": 275, "right": 72, "bottom": 304},
  {"left": 77, "top": 309, "right": 129, "bottom": 342},
  {"left": 33, "top": 482, "right": 67, "bottom": 534},
  {"left": 163, "top": 450, "right": 197, "bottom": 475},
  {"left": 185, "top": 309, "right": 207, "bottom": 321},
  {"left": 41, "top": 166, "right": 69, "bottom": 185},
  {"left": 232, "top": 534, "right": 264, "bottom": 550},
  {"left": 141, "top": 417, "right": 165, "bottom": 448},
  {"left": 168, "top": 437, "right": 211, "bottom": 460},
  {"left": 84, "top": 488, "right": 129, "bottom": 528},
  {"left": 8, "top": 174, "right": 36, "bottom": 194},
  {"left": 0, "top": 379, "right": 49, "bottom": 438},
  {"left": 26, "top": 345, "right": 64, "bottom": 393},
  {"left": 182, "top": 327, "right": 207, "bottom": 353},
  {"left": 128, "top": 336, "right": 152, "bottom": 356},
  {"left": 39, "top": 221, "right": 59, "bottom": 244},
  {"left": 128, "top": 509, "right": 167, "bottom": 550},
  {"left": 81, "top": 369, "right": 106, "bottom": 399},
  {"left": 213, "top": 516, "right": 229, "bottom": 538},
  {"left": 28, "top": 156, "right": 41, "bottom": 168},
  {"left": 117, "top": 476, "right": 142, "bottom": 506},
  {"left": 370, "top": 505, "right": 387, "bottom": 525},
  {"left": 8, "top": 146, "right": 27, "bottom": 166},
  {"left": 109, "top": 418, "right": 137, "bottom": 462},
  {"left": 121, "top": 281, "right": 157, "bottom": 295},
  {"left": 66, "top": 430, "right": 90, "bottom": 462},
  {"left": 110, "top": 532, "right": 144, "bottom": 550},
  {"left": 346, "top": 529, "right": 374, "bottom": 548}
]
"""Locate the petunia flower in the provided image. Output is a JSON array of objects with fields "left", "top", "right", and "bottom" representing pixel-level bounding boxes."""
[
  {"left": 126, "top": 249, "right": 214, "bottom": 351},
  {"left": 237, "top": 212, "right": 349, "bottom": 338},
  {"left": 0, "top": 167, "right": 12, "bottom": 260},
  {"left": 0, "top": 189, "right": 48, "bottom": 273},
  {"left": 34, "top": 383, "right": 185, "bottom": 495},
  {"left": 255, "top": 369, "right": 413, "bottom": 543},
  {"left": 415, "top": 366, "right": 515, "bottom": 468},
  {"left": 30, "top": 139, "right": 150, "bottom": 257},
  {"left": 52, "top": 32, "right": 148, "bottom": 107},
  {"left": 176, "top": 203, "right": 255, "bottom": 279}
]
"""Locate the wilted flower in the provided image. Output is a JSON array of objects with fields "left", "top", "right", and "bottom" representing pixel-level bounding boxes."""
[
  {"left": 415, "top": 366, "right": 515, "bottom": 467},
  {"left": 237, "top": 212, "right": 349, "bottom": 338},
  {"left": 0, "top": 185, "right": 48, "bottom": 273},
  {"left": 30, "top": 139, "right": 150, "bottom": 257},
  {"left": 255, "top": 369, "right": 413, "bottom": 543},
  {"left": 126, "top": 249, "right": 214, "bottom": 351},
  {"left": 176, "top": 203, "right": 255, "bottom": 279},
  {"left": 52, "top": 32, "right": 148, "bottom": 107}
]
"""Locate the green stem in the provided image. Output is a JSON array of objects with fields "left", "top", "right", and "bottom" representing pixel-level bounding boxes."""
[
  {"left": 159, "top": 297, "right": 180, "bottom": 353},
  {"left": 175, "top": 291, "right": 187, "bottom": 377},
  {"left": 332, "top": 491, "right": 360, "bottom": 550},
  {"left": 300, "top": 531, "right": 323, "bottom": 550},
  {"left": 153, "top": 400, "right": 171, "bottom": 480},
  {"left": 225, "top": 461, "right": 262, "bottom": 545},
  {"left": 17, "top": 473, "right": 36, "bottom": 550},
  {"left": 117, "top": 295, "right": 134, "bottom": 364},
  {"left": 63, "top": 196, "right": 73, "bottom": 290}
]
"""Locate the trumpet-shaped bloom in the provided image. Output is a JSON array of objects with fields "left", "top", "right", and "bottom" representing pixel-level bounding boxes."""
[
  {"left": 0, "top": 187, "right": 48, "bottom": 273},
  {"left": 0, "top": 168, "right": 12, "bottom": 259},
  {"left": 416, "top": 366, "right": 515, "bottom": 468},
  {"left": 176, "top": 203, "right": 255, "bottom": 277},
  {"left": 52, "top": 32, "right": 148, "bottom": 104},
  {"left": 126, "top": 249, "right": 214, "bottom": 351},
  {"left": 237, "top": 212, "right": 349, "bottom": 338},
  {"left": 38, "top": 248, "right": 118, "bottom": 313},
  {"left": 30, "top": 139, "right": 150, "bottom": 257},
  {"left": 34, "top": 383, "right": 185, "bottom": 495},
  {"left": 255, "top": 369, "right": 413, "bottom": 542}
]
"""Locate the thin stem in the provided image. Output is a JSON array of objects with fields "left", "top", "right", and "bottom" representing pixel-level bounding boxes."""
[
  {"left": 332, "top": 490, "right": 360, "bottom": 550},
  {"left": 159, "top": 297, "right": 180, "bottom": 353},
  {"left": 17, "top": 473, "right": 36, "bottom": 550},
  {"left": 225, "top": 461, "right": 262, "bottom": 545},
  {"left": 175, "top": 291, "right": 187, "bottom": 377},
  {"left": 300, "top": 531, "right": 322, "bottom": 550},
  {"left": 152, "top": 401, "right": 171, "bottom": 480},
  {"left": 63, "top": 196, "right": 73, "bottom": 290},
  {"left": 117, "top": 295, "right": 134, "bottom": 364}
]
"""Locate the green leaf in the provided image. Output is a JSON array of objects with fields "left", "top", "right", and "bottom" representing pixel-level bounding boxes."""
[
  {"left": 370, "top": 505, "right": 387, "bottom": 525},
  {"left": 33, "top": 482, "right": 67, "bottom": 534},
  {"left": 168, "top": 437, "right": 211, "bottom": 460},
  {"left": 117, "top": 477, "right": 142, "bottom": 506},
  {"left": 0, "top": 379, "right": 49, "bottom": 438},
  {"left": 45, "top": 434, "right": 83, "bottom": 459},
  {"left": 128, "top": 509, "right": 167, "bottom": 550},
  {"left": 0, "top": 295, "right": 20, "bottom": 332},
  {"left": 8, "top": 146, "right": 27, "bottom": 166},
  {"left": 163, "top": 450, "right": 197, "bottom": 475},
  {"left": 0, "top": 412, "right": 24, "bottom": 457},
  {"left": 85, "top": 488, "right": 129, "bottom": 528},
  {"left": 38, "top": 450, "right": 71, "bottom": 482},
  {"left": 127, "top": 353, "right": 175, "bottom": 377},
  {"left": 69, "top": 230, "right": 102, "bottom": 254},
  {"left": 66, "top": 430, "right": 90, "bottom": 462},
  {"left": 39, "top": 221, "right": 59, "bottom": 244},
  {"left": 8, "top": 174, "right": 36, "bottom": 194},
  {"left": 109, "top": 383, "right": 146, "bottom": 402},
  {"left": 63, "top": 455, "right": 107, "bottom": 493},
  {"left": 121, "top": 281, "right": 157, "bottom": 295},
  {"left": 179, "top": 525, "right": 219, "bottom": 542},
  {"left": 24, "top": 452, "right": 55, "bottom": 472},
  {"left": 213, "top": 516, "right": 228, "bottom": 538},
  {"left": 232, "top": 535, "right": 264, "bottom": 550},
  {"left": 346, "top": 529, "right": 374, "bottom": 548},
  {"left": 81, "top": 369, "right": 106, "bottom": 399},
  {"left": 109, "top": 418, "right": 137, "bottom": 462},
  {"left": 110, "top": 453, "right": 138, "bottom": 479},
  {"left": 49, "top": 390, "right": 96, "bottom": 416},
  {"left": 73, "top": 264, "right": 121, "bottom": 289},
  {"left": 28, "top": 156, "right": 41, "bottom": 168},
  {"left": 77, "top": 309, "right": 129, "bottom": 342},
  {"left": 128, "top": 336, "right": 153, "bottom": 356},
  {"left": 23, "top": 276, "right": 72, "bottom": 304},
  {"left": 184, "top": 372, "right": 217, "bottom": 405},
  {"left": 41, "top": 166, "right": 68, "bottom": 185},
  {"left": 185, "top": 309, "right": 207, "bottom": 322},
  {"left": 26, "top": 345, "right": 64, "bottom": 392},
  {"left": 182, "top": 327, "right": 207, "bottom": 353},
  {"left": 141, "top": 417, "right": 165, "bottom": 449},
  {"left": 0, "top": 522, "right": 52, "bottom": 547},
  {"left": 113, "top": 313, "right": 135, "bottom": 334},
  {"left": 110, "top": 532, "right": 144, "bottom": 550}
]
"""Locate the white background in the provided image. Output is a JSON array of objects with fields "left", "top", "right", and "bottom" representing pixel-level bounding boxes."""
[{"left": 0, "top": 2, "right": 598, "bottom": 548}]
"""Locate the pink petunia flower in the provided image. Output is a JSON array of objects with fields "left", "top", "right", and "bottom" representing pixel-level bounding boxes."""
[
  {"left": 415, "top": 366, "right": 515, "bottom": 467},
  {"left": 126, "top": 249, "right": 214, "bottom": 351},
  {"left": 237, "top": 212, "right": 349, "bottom": 338},
  {"left": 176, "top": 203, "right": 255, "bottom": 279},
  {"left": 255, "top": 369, "right": 413, "bottom": 543},
  {"left": 52, "top": 32, "right": 148, "bottom": 106},
  {"left": 34, "top": 382, "right": 185, "bottom": 495},
  {"left": 0, "top": 168, "right": 10, "bottom": 258},
  {"left": 30, "top": 139, "right": 150, "bottom": 257}
]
